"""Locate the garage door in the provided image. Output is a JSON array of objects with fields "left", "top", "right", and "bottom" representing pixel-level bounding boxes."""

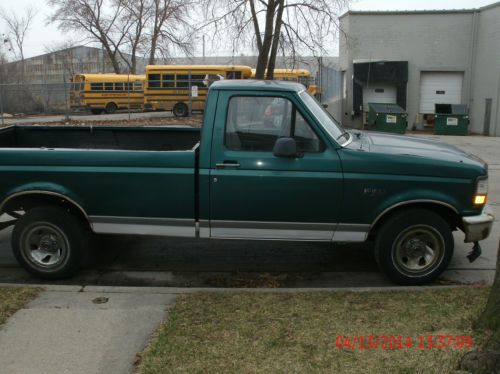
[
  {"left": 419, "top": 72, "right": 463, "bottom": 114},
  {"left": 362, "top": 84, "right": 397, "bottom": 111}
]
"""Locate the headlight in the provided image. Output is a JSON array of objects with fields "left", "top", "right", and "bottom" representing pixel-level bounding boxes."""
[{"left": 473, "top": 177, "right": 488, "bottom": 206}]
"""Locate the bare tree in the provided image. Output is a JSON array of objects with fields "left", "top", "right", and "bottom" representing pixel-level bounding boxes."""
[
  {"left": 0, "top": 6, "right": 36, "bottom": 80},
  {"left": 116, "top": 0, "right": 148, "bottom": 73},
  {"left": 460, "top": 242, "right": 500, "bottom": 373},
  {"left": 47, "top": 0, "right": 130, "bottom": 73},
  {"left": 48, "top": 0, "right": 193, "bottom": 73},
  {"left": 147, "top": 0, "right": 192, "bottom": 64},
  {"left": 200, "top": 0, "right": 347, "bottom": 79}
]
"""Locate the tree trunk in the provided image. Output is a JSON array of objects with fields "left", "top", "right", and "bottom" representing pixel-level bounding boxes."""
[
  {"left": 266, "top": 0, "right": 284, "bottom": 80},
  {"left": 460, "top": 242, "right": 500, "bottom": 373},
  {"left": 255, "top": 0, "right": 277, "bottom": 79},
  {"left": 149, "top": 34, "right": 158, "bottom": 65}
]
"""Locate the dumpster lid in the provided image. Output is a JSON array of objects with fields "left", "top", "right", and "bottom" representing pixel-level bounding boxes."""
[
  {"left": 368, "top": 103, "right": 406, "bottom": 114},
  {"left": 435, "top": 103, "right": 468, "bottom": 115}
]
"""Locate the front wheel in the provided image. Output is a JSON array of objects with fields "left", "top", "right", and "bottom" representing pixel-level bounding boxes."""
[
  {"left": 12, "top": 206, "right": 89, "bottom": 279},
  {"left": 374, "top": 209, "right": 454, "bottom": 285}
]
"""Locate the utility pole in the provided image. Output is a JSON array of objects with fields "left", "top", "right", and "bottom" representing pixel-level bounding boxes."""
[{"left": 202, "top": 35, "right": 205, "bottom": 58}]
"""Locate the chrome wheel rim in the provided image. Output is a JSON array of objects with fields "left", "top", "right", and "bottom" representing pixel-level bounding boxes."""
[
  {"left": 21, "top": 223, "right": 69, "bottom": 269},
  {"left": 392, "top": 225, "right": 444, "bottom": 276}
]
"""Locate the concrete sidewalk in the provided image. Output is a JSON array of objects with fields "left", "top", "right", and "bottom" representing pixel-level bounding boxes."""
[{"left": 0, "top": 288, "right": 176, "bottom": 374}]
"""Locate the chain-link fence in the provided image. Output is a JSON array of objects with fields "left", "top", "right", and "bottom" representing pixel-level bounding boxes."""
[
  {"left": 316, "top": 62, "right": 342, "bottom": 121},
  {"left": 0, "top": 81, "right": 150, "bottom": 126},
  {"left": 0, "top": 82, "right": 70, "bottom": 115}
]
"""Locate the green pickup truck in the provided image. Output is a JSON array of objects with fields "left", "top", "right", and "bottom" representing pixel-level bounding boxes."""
[{"left": 0, "top": 80, "right": 494, "bottom": 284}]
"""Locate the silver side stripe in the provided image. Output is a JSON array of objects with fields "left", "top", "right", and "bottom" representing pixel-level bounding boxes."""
[
  {"left": 90, "top": 216, "right": 195, "bottom": 237},
  {"left": 333, "top": 224, "right": 370, "bottom": 242},
  {"left": 89, "top": 216, "right": 370, "bottom": 242}
]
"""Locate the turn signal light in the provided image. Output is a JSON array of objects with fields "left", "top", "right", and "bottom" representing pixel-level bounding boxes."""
[{"left": 473, "top": 194, "right": 487, "bottom": 206}]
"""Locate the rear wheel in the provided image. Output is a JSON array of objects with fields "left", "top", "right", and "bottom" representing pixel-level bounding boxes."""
[
  {"left": 12, "top": 206, "right": 89, "bottom": 279},
  {"left": 173, "top": 102, "right": 188, "bottom": 117},
  {"left": 374, "top": 209, "right": 454, "bottom": 285},
  {"left": 105, "top": 102, "right": 117, "bottom": 114}
]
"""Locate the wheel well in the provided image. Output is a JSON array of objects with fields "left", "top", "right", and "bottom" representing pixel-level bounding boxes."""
[
  {"left": 367, "top": 202, "right": 461, "bottom": 241},
  {"left": 1, "top": 193, "right": 91, "bottom": 229}
]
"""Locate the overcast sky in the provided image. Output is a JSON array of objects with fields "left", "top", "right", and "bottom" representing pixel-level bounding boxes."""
[{"left": 0, "top": 0, "right": 496, "bottom": 59}]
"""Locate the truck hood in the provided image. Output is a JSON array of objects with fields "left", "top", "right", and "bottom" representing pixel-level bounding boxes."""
[{"left": 347, "top": 130, "right": 486, "bottom": 168}]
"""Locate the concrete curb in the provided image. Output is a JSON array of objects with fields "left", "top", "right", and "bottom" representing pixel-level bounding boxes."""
[{"left": 0, "top": 282, "right": 486, "bottom": 294}]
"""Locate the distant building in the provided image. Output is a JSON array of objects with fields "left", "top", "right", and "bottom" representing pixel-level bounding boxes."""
[
  {"left": 5, "top": 46, "right": 148, "bottom": 84},
  {"left": 338, "top": 2, "right": 500, "bottom": 135}
]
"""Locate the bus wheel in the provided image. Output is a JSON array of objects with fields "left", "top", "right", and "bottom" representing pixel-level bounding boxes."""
[
  {"left": 105, "top": 102, "right": 117, "bottom": 114},
  {"left": 173, "top": 103, "right": 189, "bottom": 117},
  {"left": 91, "top": 109, "right": 103, "bottom": 115}
]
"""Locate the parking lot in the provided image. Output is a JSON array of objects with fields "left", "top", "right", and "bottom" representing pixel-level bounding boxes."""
[{"left": 0, "top": 134, "right": 498, "bottom": 288}]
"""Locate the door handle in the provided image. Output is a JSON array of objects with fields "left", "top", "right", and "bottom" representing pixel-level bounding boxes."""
[{"left": 215, "top": 161, "right": 240, "bottom": 169}]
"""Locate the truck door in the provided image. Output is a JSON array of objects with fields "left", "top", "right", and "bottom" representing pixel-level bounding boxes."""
[{"left": 208, "top": 91, "right": 343, "bottom": 240}]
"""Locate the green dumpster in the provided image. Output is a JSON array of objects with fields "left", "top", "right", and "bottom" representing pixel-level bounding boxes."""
[
  {"left": 367, "top": 103, "right": 407, "bottom": 134},
  {"left": 434, "top": 104, "right": 469, "bottom": 135}
]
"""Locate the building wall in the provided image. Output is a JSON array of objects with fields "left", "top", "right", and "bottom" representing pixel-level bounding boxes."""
[
  {"left": 340, "top": 11, "right": 475, "bottom": 129},
  {"left": 339, "top": 4, "right": 500, "bottom": 135},
  {"left": 471, "top": 5, "right": 500, "bottom": 135}
]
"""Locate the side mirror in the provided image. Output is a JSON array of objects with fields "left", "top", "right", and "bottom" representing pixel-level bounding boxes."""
[{"left": 273, "top": 137, "right": 297, "bottom": 158}]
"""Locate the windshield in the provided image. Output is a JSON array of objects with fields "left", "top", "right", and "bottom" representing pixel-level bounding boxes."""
[{"left": 299, "top": 90, "right": 349, "bottom": 146}]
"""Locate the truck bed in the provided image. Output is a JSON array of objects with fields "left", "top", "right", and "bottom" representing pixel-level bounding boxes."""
[{"left": 0, "top": 125, "right": 200, "bottom": 151}]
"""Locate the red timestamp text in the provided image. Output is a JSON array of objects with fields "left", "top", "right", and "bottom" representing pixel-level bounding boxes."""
[{"left": 335, "top": 335, "right": 474, "bottom": 350}]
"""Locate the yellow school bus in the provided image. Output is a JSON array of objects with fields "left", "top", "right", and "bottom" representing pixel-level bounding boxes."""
[
  {"left": 70, "top": 74, "right": 145, "bottom": 114},
  {"left": 251, "top": 68, "right": 318, "bottom": 96},
  {"left": 144, "top": 65, "right": 253, "bottom": 116}
]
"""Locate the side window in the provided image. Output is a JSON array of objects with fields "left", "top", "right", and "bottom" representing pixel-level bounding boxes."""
[
  {"left": 105, "top": 82, "right": 114, "bottom": 91},
  {"left": 90, "top": 83, "right": 103, "bottom": 91},
  {"left": 148, "top": 74, "right": 161, "bottom": 88},
  {"left": 115, "top": 82, "right": 124, "bottom": 91},
  {"left": 225, "top": 96, "right": 324, "bottom": 153},
  {"left": 162, "top": 74, "right": 174, "bottom": 88}
]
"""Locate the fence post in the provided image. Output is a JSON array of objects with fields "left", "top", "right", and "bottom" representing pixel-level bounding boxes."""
[
  {"left": 188, "top": 71, "right": 192, "bottom": 117},
  {"left": 127, "top": 73, "right": 131, "bottom": 121},
  {"left": 0, "top": 84, "right": 4, "bottom": 126},
  {"left": 64, "top": 77, "right": 70, "bottom": 121}
]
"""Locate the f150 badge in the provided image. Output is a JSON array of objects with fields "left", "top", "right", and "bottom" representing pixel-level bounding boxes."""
[{"left": 363, "top": 187, "right": 387, "bottom": 197}]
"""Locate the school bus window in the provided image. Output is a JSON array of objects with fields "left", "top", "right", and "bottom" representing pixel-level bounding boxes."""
[
  {"left": 115, "top": 82, "right": 124, "bottom": 91},
  {"left": 162, "top": 74, "right": 174, "bottom": 88},
  {"left": 105, "top": 82, "right": 113, "bottom": 91},
  {"left": 148, "top": 74, "right": 161, "bottom": 88},
  {"left": 90, "top": 83, "right": 103, "bottom": 91},
  {"left": 191, "top": 74, "right": 206, "bottom": 88},
  {"left": 227, "top": 71, "right": 242, "bottom": 79},
  {"left": 176, "top": 74, "right": 189, "bottom": 88},
  {"left": 133, "top": 82, "right": 143, "bottom": 90}
]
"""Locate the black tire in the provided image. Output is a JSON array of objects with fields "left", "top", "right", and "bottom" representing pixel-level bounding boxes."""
[
  {"left": 91, "top": 109, "right": 103, "bottom": 115},
  {"left": 173, "top": 102, "right": 188, "bottom": 117},
  {"left": 105, "top": 102, "right": 117, "bottom": 114},
  {"left": 12, "top": 206, "right": 89, "bottom": 279},
  {"left": 374, "top": 209, "right": 454, "bottom": 285}
]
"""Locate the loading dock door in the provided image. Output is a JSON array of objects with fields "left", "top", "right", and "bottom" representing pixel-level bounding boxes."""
[
  {"left": 362, "top": 84, "right": 397, "bottom": 111},
  {"left": 419, "top": 72, "right": 463, "bottom": 114}
]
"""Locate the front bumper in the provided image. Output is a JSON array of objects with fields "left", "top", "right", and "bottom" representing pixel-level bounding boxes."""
[{"left": 462, "top": 205, "right": 494, "bottom": 242}]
